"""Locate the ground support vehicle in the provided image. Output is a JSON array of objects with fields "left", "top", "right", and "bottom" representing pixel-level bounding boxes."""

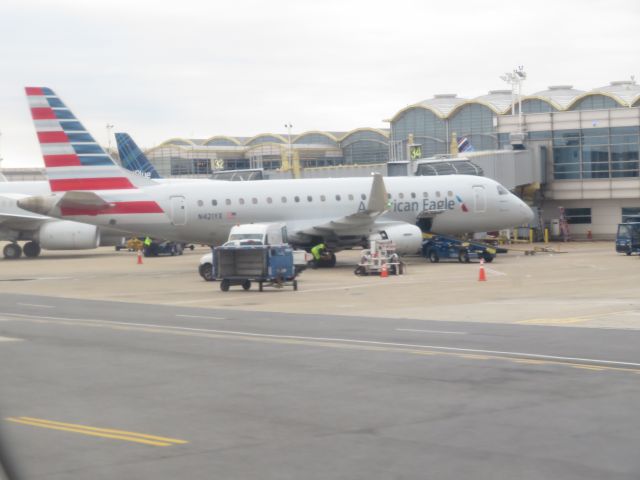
[
  {"left": 616, "top": 221, "right": 640, "bottom": 255},
  {"left": 144, "top": 241, "right": 184, "bottom": 257},
  {"left": 354, "top": 240, "right": 404, "bottom": 276},
  {"left": 421, "top": 234, "right": 498, "bottom": 263},
  {"left": 213, "top": 244, "right": 298, "bottom": 292}
]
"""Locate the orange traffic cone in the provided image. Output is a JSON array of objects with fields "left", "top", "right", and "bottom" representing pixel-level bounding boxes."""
[
  {"left": 380, "top": 263, "right": 388, "bottom": 278},
  {"left": 478, "top": 259, "right": 486, "bottom": 282},
  {"left": 137, "top": 249, "right": 143, "bottom": 265}
]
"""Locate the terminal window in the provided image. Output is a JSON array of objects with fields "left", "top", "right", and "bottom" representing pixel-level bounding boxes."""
[
  {"left": 622, "top": 207, "right": 640, "bottom": 223},
  {"left": 564, "top": 208, "right": 592, "bottom": 224}
]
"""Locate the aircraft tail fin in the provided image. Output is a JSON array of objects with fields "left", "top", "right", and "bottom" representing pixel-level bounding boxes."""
[
  {"left": 116, "top": 132, "right": 162, "bottom": 179},
  {"left": 25, "top": 87, "right": 157, "bottom": 192}
]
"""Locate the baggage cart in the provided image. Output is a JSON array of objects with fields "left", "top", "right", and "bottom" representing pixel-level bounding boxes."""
[{"left": 213, "top": 244, "right": 298, "bottom": 291}]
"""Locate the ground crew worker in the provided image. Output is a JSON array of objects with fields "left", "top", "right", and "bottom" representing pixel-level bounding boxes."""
[
  {"left": 143, "top": 236, "right": 152, "bottom": 256},
  {"left": 310, "top": 242, "right": 326, "bottom": 268}
]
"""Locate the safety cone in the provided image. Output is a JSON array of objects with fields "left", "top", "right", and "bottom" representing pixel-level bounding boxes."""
[
  {"left": 478, "top": 258, "right": 486, "bottom": 282},
  {"left": 137, "top": 249, "right": 143, "bottom": 265},
  {"left": 380, "top": 263, "right": 388, "bottom": 278}
]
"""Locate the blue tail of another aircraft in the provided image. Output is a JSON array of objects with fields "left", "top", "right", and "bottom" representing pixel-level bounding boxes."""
[{"left": 115, "top": 132, "right": 162, "bottom": 179}]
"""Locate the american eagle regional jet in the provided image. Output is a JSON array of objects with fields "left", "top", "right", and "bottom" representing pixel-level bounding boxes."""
[{"left": 18, "top": 87, "right": 534, "bottom": 263}]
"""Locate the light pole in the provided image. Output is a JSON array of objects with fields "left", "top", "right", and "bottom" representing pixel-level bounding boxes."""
[
  {"left": 106, "top": 124, "right": 114, "bottom": 155},
  {"left": 284, "top": 123, "right": 293, "bottom": 171},
  {"left": 500, "top": 66, "right": 526, "bottom": 131}
]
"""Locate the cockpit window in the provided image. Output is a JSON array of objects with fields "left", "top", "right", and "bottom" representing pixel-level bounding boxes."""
[{"left": 497, "top": 186, "right": 509, "bottom": 195}]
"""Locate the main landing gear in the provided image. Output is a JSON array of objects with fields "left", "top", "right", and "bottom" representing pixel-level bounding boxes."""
[
  {"left": 2, "top": 241, "right": 41, "bottom": 259},
  {"left": 3, "top": 243, "right": 22, "bottom": 259},
  {"left": 310, "top": 252, "right": 337, "bottom": 268}
]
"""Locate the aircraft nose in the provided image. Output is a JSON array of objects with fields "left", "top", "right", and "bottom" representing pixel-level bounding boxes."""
[{"left": 517, "top": 197, "right": 535, "bottom": 224}]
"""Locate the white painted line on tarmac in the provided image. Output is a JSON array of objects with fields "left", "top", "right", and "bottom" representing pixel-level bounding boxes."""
[
  {"left": 3, "top": 311, "right": 640, "bottom": 369},
  {"left": 396, "top": 328, "right": 467, "bottom": 335},
  {"left": 34, "top": 277, "right": 73, "bottom": 281},
  {"left": 17, "top": 303, "right": 55, "bottom": 308},
  {"left": 485, "top": 268, "right": 507, "bottom": 276},
  {"left": 176, "top": 314, "right": 225, "bottom": 320},
  {"left": 0, "top": 336, "right": 22, "bottom": 342}
]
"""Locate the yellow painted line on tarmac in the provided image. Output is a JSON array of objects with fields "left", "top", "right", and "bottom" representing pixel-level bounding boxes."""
[
  {"left": 517, "top": 317, "right": 588, "bottom": 325},
  {"left": 4, "top": 312, "right": 640, "bottom": 376},
  {"left": 517, "top": 309, "right": 640, "bottom": 326},
  {"left": 5, "top": 417, "right": 188, "bottom": 447}
]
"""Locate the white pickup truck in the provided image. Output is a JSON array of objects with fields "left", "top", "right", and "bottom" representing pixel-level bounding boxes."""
[{"left": 198, "top": 223, "right": 312, "bottom": 281}]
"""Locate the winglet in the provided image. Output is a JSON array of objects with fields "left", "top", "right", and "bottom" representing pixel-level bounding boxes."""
[{"left": 366, "top": 173, "right": 388, "bottom": 214}]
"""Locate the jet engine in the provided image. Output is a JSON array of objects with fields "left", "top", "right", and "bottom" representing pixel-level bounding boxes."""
[
  {"left": 371, "top": 224, "right": 423, "bottom": 255},
  {"left": 38, "top": 220, "right": 100, "bottom": 250}
]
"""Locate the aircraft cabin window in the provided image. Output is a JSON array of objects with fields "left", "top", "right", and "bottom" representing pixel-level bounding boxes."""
[
  {"left": 497, "top": 186, "right": 509, "bottom": 195},
  {"left": 348, "top": 194, "right": 354, "bottom": 201},
  {"left": 239, "top": 198, "right": 245, "bottom": 205},
  {"left": 399, "top": 192, "right": 404, "bottom": 199},
  {"left": 252, "top": 197, "right": 258, "bottom": 204},
  {"left": 307, "top": 195, "right": 313, "bottom": 202},
  {"left": 320, "top": 195, "right": 326, "bottom": 202},
  {"left": 423, "top": 192, "right": 428, "bottom": 198},
  {"left": 387, "top": 193, "right": 392, "bottom": 200},
  {"left": 225, "top": 199, "right": 231, "bottom": 205},
  {"left": 281, "top": 196, "right": 287, "bottom": 203},
  {"left": 410, "top": 192, "right": 416, "bottom": 199},
  {"left": 197, "top": 200, "right": 203, "bottom": 207},
  {"left": 447, "top": 190, "right": 453, "bottom": 197},
  {"left": 267, "top": 197, "right": 273, "bottom": 204},
  {"left": 294, "top": 196, "right": 300, "bottom": 203},
  {"left": 212, "top": 199, "right": 218, "bottom": 206},
  {"left": 436, "top": 191, "right": 441, "bottom": 197},
  {"left": 361, "top": 194, "right": 367, "bottom": 200},
  {"left": 336, "top": 194, "right": 341, "bottom": 201}
]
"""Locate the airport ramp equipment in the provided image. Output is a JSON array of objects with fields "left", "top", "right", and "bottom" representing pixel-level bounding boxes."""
[
  {"left": 421, "top": 233, "right": 503, "bottom": 263},
  {"left": 213, "top": 244, "right": 298, "bottom": 291}
]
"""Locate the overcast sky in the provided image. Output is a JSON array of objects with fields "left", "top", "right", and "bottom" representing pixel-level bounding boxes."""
[{"left": 1, "top": 0, "right": 638, "bottom": 167}]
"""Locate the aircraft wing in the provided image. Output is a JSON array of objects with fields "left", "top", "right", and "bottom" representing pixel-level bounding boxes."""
[
  {"left": 297, "top": 173, "right": 389, "bottom": 235},
  {"left": 0, "top": 194, "right": 50, "bottom": 231},
  {"left": 0, "top": 212, "right": 48, "bottom": 231}
]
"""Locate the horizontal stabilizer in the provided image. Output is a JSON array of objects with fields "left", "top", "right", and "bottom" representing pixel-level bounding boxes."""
[
  {"left": 57, "top": 191, "right": 113, "bottom": 211},
  {"left": 17, "top": 191, "right": 113, "bottom": 216}
]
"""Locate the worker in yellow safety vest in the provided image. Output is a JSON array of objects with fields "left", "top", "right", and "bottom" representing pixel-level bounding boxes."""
[{"left": 310, "top": 243, "right": 326, "bottom": 268}]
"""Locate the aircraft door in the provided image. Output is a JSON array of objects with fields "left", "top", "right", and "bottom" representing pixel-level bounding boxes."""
[
  {"left": 472, "top": 185, "right": 486, "bottom": 213},
  {"left": 170, "top": 196, "right": 187, "bottom": 225}
]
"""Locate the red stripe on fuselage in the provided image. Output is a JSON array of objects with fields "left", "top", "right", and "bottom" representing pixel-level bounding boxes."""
[
  {"left": 30, "top": 107, "right": 56, "bottom": 120},
  {"left": 25, "top": 87, "right": 44, "bottom": 95},
  {"left": 61, "top": 201, "right": 164, "bottom": 216},
  {"left": 37, "top": 131, "right": 69, "bottom": 143},
  {"left": 43, "top": 154, "right": 81, "bottom": 167},
  {"left": 50, "top": 177, "right": 136, "bottom": 191}
]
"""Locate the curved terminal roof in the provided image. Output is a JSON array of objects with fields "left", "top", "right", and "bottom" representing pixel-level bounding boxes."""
[
  {"left": 590, "top": 80, "right": 640, "bottom": 106},
  {"left": 159, "top": 127, "right": 390, "bottom": 149},
  {"left": 522, "top": 85, "right": 586, "bottom": 110},
  {"left": 416, "top": 94, "right": 468, "bottom": 118},
  {"left": 471, "top": 90, "right": 514, "bottom": 114}
]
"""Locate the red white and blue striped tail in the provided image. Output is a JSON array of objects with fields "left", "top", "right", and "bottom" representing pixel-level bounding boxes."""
[{"left": 25, "top": 87, "right": 155, "bottom": 192}]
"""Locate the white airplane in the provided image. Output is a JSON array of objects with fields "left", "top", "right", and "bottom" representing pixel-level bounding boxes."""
[
  {"left": 0, "top": 132, "right": 166, "bottom": 259},
  {"left": 18, "top": 87, "right": 534, "bottom": 265},
  {"left": 0, "top": 181, "right": 127, "bottom": 259}
]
